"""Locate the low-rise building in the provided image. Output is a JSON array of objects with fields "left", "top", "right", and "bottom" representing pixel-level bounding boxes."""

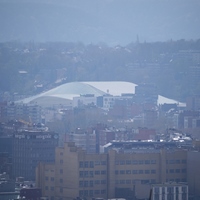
[{"left": 36, "top": 142, "right": 188, "bottom": 200}]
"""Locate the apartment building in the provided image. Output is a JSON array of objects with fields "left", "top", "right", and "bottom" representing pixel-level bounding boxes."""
[
  {"left": 36, "top": 142, "right": 187, "bottom": 200},
  {"left": 3, "top": 102, "right": 42, "bottom": 124},
  {"left": 66, "top": 129, "right": 96, "bottom": 153}
]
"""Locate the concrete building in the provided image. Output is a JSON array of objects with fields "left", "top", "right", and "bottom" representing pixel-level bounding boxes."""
[
  {"left": 36, "top": 142, "right": 188, "bottom": 200},
  {"left": 4, "top": 102, "right": 42, "bottom": 124},
  {"left": 66, "top": 128, "right": 96, "bottom": 154},
  {"left": 187, "top": 151, "right": 200, "bottom": 199},
  {"left": 73, "top": 94, "right": 97, "bottom": 108},
  {"left": 12, "top": 130, "right": 59, "bottom": 181}
]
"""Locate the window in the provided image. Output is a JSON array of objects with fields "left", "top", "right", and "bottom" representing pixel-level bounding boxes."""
[
  {"left": 84, "top": 171, "right": 88, "bottom": 177},
  {"left": 132, "top": 170, "right": 138, "bottom": 174},
  {"left": 126, "top": 170, "right": 131, "bottom": 174},
  {"left": 169, "top": 160, "right": 175, "bottom": 164},
  {"left": 145, "top": 170, "right": 150, "bottom": 174},
  {"left": 132, "top": 160, "right": 138, "bottom": 165},
  {"left": 84, "top": 161, "right": 89, "bottom": 168},
  {"left": 145, "top": 160, "right": 150, "bottom": 164},
  {"left": 79, "top": 181, "right": 84, "bottom": 187},
  {"left": 79, "top": 171, "right": 84, "bottom": 177},
  {"left": 120, "top": 170, "right": 125, "bottom": 174},
  {"left": 101, "top": 161, "right": 106, "bottom": 165},
  {"left": 84, "top": 190, "right": 88, "bottom": 196},
  {"left": 119, "top": 180, "right": 125, "bottom": 184},
  {"left": 60, "top": 169, "right": 63, "bottom": 174},
  {"left": 139, "top": 160, "right": 144, "bottom": 165},
  {"left": 175, "top": 169, "right": 180, "bottom": 173},
  {"left": 60, "top": 188, "right": 63, "bottom": 193},
  {"left": 45, "top": 186, "right": 48, "bottom": 190},
  {"left": 79, "top": 190, "right": 84, "bottom": 196},
  {"left": 89, "top": 171, "right": 93, "bottom": 177},
  {"left": 151, "top": 170, "right": 156, "bottom": 174},
  {"left": 182, "top": 169, "right": 187, "bottom": 173},
  {"left": 115, "top": 170, "right": 119, "bottom": 175},
  {"left": 89, "top": 161, "right": 94, "bottom": 168},
  {"left": 182, "top": 159, "right": 187, "bottom": 164},
  {"left": 139, "top": 170, "right": 143, "bottom": 174},
  {"left": 95, "top": 170, "right": 100, "bottom": 175},
  {"left": 79, "top": 161, "right": 84, "bottom": 168},
  {"left": 50, "top": 177, "right": 54, "bottom": 181},
  {"left": 60, "top": 160, "right": 63, "bottom": 164},
  {"left": 51, "top": 187, "right": 54, "bottom": 191},
  {"left": 169, "top": 169, "right": 174, "bottom": 173},
  {"left": 95, "top": 161, "right": 101, "bottom": 165},
  {"left": 151, "top": 179, "right": 156, "bottom": 183},
  {"left": 89, "top": 190, "right": 93, "bottom": 196},
  {"left": 95, "top": 180, "right": 100, "bottom": 185},
  {"left": 126, "top": 180, "right": 131, "bottom": 184},
  {"left": 60, "top": 179, "right": 63, "bottom": 183},
  {"left": 45, "top": 177, "right": 49, "bottom": 181},
  {"left": 84, "top": 181, "right": 88, "bottom": 187},
  {"left": 120, "top": 160, "right": 125, "bottom": 165},
  {"left": 101, "top": 170, "right": 106, "bottom": 175},
  {"left": 95, "top": 190, "right": 100, "bottom": 194},
  {"left": 126, "top": 160, "right": 131, "bottom": 165},
  {"left": 89, "top": 180, "right": 93, "bottom": 187},
  {"left": 101, "top": 180, "right": 106, "bottom": 184},
  {"left": 151, "top": 160, "right": 156, "bottom": 164},
  {"left": 176, "top": 160, "right": 180, "bottom": 164},
  {"left": 141, "top": 180, "right": 149, "bottom": 184},
  {"left": 101, "top": 189, "right": 106, "bottom": 194}
]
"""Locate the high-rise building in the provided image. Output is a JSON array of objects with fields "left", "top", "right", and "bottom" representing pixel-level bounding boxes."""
[{"left": 12, "top": 130, "right": 59, "bottom": 181}]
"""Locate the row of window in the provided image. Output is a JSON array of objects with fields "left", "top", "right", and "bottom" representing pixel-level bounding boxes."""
[
  {"left": 79, "top": 189, "right": 106, "bottom": 197},
  {"left": 79, "top": 161, "right": 107, "bottom": 168},
  {"left": 166, "top": 159, "right": 187, "bottom": 164},
  {"left": 79, "top": 170, "right": 106, "bottom": 177},
  {"left": 166, "top": 168, "right": 187, "bottom": 173},
  {"left": 79, "top": 180, "right": 106, "bottom": 187},
  {"left": 45, "top": 186, "right": 54, "bottom": 191},
  {"left": 153, "top": 194, "right": 187, "bottom": 200},
  {"left": 166, "top": 178, "right": 187, "bottom": 183},
  {"left": 115, "top": 169, "right": 156, "bottom": 175},
  {"left": 154, "top": 186, "right": 187, "bottom": 193},
  {"left": 115, "top": 160, "right": 157, "bottom": 165},
  {"left": 45, "top": 177, "right": 54, "bottom": 181},
  {"left": 115, "top": 179, "right": 156, "bottom": 184}
]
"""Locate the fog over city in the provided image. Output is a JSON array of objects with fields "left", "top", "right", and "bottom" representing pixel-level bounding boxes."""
[
  {"left": 0, "top": 1, "right": 200, "bottom": 200},
  {"left": 0, "top": 0, "right": 200, "bottom": 44}
]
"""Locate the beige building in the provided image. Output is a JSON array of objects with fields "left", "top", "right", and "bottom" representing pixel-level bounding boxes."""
[{"left": 36, "top": 143, "right": 188, "bottom": 200}]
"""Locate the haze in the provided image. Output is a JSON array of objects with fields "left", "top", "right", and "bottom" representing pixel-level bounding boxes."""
[{"left": 0, "top": 0, "right": 200, "bottom": 45}]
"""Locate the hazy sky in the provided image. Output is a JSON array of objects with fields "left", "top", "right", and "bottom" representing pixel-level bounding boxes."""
[{"left": 0, "top": 0, "right": 200, "bottom": 45}]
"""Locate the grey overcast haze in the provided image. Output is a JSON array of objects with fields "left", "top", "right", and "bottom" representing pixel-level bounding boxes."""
[{"left": 0, "top": 0, "right": 200, "bottom": 45}]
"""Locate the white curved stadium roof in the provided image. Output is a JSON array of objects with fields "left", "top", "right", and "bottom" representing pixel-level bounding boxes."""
[{"left": 17, "top": 81, "right": 185, "bottom": 107}]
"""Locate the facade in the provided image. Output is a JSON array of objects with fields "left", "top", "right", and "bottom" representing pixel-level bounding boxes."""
[
  {"left": 12, "top": 130, "right": 59, "bottom": 181},
  {"left": 151, "top": 183, "right": 188, "bottom": 200},
  {"left": 73, "top": 94, "right": 96, "bottom": 108},
  {"left": 187, "top": 151, "right": 200, "bottom": 199},
  {"left": 36, "top": 142, "right": 188, "bottom": 200},
  {"left": 66, "top": 129, "right": 96, "bottom": 153},
  {"left": 2, "top": 102, "right": 42, "bottom": 124}
]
